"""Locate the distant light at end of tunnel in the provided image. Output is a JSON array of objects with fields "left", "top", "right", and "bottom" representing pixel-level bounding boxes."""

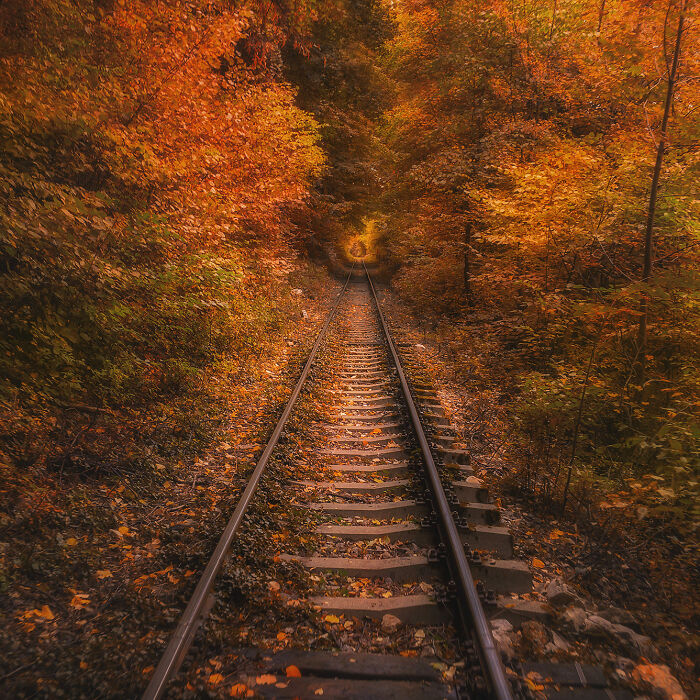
[{"left": 349, "top": 240, "right": 368, "bottom": 258}]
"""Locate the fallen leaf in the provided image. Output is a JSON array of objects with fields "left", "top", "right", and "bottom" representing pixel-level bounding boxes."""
[
  {"left": 208, "top": 673, "right": 224, "bottom": 686},
  {"left": 70, "top": 593, "right": 90, "bottom": 609},
  {"left": 525, "top": 677, "right": 544, "bottom": 691},
  {"left": 96, "top": 570, "right": 112, "bottom": 579},
  {"left": 324, "top": 614, "right": 340, "bottom": 624},
  {"left": 66, "top": 537, "right": 78, "bottom": 546},
  {"left": 286, "top": 665, "right": 302, "bottom": 678},
  {"left": 255, "top": 674, "right": 277, "bottom": 685},
  {"left": 229, "top": 683, "right": 248, "bottom": 697},
  {"left": 314, "top": 689, "right": 324, "bottom": 696},
  {"left": 532, "top": 558, "right": 545, "bottom": 569},
  {"left": 36, "top": 605, "right": 55, "bottom": 620}
]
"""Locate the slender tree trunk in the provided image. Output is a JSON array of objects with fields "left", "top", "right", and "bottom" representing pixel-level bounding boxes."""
[
  {"left": 464, "top": 220, "right": 472, "bottom": 305},
  {"left": 637, "top": 0, "right": 686, "bottom": 383},
  {"left": 545, "top": 225, "right": 550, "bottom": 293},
  {"left": 509, "top": 47, "right": 515, "bottom": 120},
  {"left": 597, "top": 0, "right": 607, "bottom": 33},
  {"left": 562, "top": 332, "right": 601, "bottom": 513},
  {"left": 549, "top": 0, "right": 558, "bottom": 44}
]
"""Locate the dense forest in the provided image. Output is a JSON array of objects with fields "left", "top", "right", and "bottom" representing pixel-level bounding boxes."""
[{"left": 0, "top": 0, "right": 697, "bottom": 697}]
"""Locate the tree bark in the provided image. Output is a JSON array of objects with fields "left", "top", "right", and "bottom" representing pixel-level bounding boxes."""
[
  {"left": 562, "top": 332, "right": 600, "bottom": 513},
  {"left": 464, "top": 219, "right": 472, "bottom": 305},
  {"left": 637, "top": 0, "right": 686, "bottom": 384},
  {"left": 597, "top": 0, "right": 607, "bottom": 33}
]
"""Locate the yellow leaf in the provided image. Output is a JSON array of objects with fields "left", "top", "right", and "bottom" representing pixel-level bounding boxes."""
[
  {"left": 323, "top": 614, "right": 340, "bottom": 624},
  {"left": 96, "top": 570, "right": 112, "bottom": 579},
  {"left": 66, "top": 537, "right": 78, "bottom": 546},
  {"left": 118, "top": 526, "right": 129, "bottom": 535}
]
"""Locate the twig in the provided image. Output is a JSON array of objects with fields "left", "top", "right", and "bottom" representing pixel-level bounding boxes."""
[{"left": 1, "top": 661, "right": 37, "bottom": 682}]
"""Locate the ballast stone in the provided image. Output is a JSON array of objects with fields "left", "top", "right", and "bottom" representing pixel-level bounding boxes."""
[{"left": 545, "top": 578, "right": 582, "bottom": 607}]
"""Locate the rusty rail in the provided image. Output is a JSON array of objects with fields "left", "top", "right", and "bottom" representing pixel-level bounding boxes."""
[
  {"left": 364, "top": 263, "right": 514, "bottom": 700},
  {"left": 142, "top": 269, "right": 353, "bottom": 700}
]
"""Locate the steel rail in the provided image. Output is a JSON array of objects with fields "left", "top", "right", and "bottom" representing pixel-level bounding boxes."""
[
  {"left": 143, "top": 268, "right": 354, "bottom": 700},
  {"left": 364, "top": 263, "right": 514, "bottom": 700}
]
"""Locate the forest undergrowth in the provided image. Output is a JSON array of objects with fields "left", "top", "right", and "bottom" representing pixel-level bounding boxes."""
[{"left": 384, "top": 291, "right": 699, "bottom": 696}]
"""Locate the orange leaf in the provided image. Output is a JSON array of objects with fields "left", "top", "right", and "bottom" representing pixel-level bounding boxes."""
[
  {"left": 36, "top": 605, "right": 55, "bottom": 620},
  {"left": 255, "top": 674, "right": 277, "bottom": 685},
  {"left": 230, "top": 684, "right": 248, "bottom": 697},
  {"left": 286, "top": 665, "right": 302, "bottom": 678},
  {"left": 532, "top": 558, "right": 545, "bottom": 569},
  {"left": 208, "top": 673, "right": 224, "bottom": 686},
  {"left": 70, "top": 593, "right": 90, "bottom": 609}
]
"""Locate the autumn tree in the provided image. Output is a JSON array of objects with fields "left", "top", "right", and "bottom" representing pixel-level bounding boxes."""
[
  {"left": 0, "top": 0, "right": 324, "bottom": 465},
  {"left": 378, "top": 0, "right": 699, "bottom": 503}
]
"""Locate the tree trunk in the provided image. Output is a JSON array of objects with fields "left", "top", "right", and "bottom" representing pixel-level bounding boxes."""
[
  {"left": 464, "top": 220, "right": 472, "bottom": 305},
  {"left": 597, "top": 0, "right": 607, "bottom": 33},
  {"left": 562, "top": 332, "right": 601, "bottom": 513},
  {"left": 637, "top": 0, "right": 686, "bottom": 384}
]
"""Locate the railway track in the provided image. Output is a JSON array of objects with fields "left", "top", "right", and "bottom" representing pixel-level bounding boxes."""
[{"left": 143, "top": 267, "right": 629, "bottom": 700}]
